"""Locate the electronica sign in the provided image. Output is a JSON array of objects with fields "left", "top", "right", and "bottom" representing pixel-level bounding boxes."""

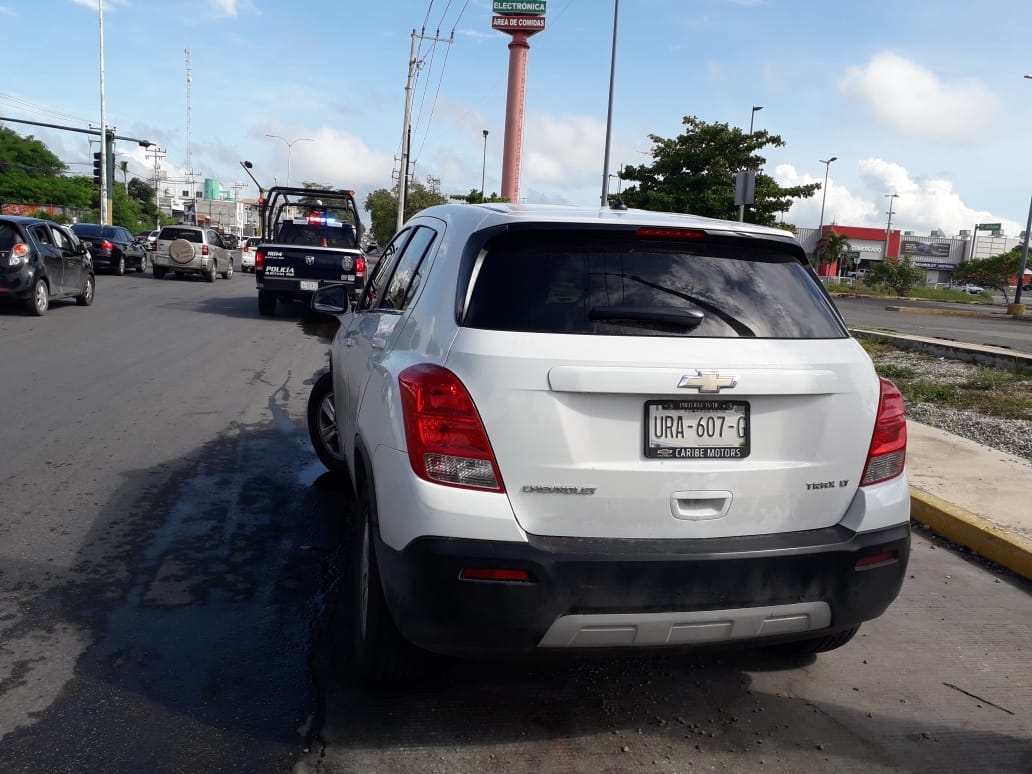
[{"left": 493, "top": 0, "right": 546, "bottom": 13}]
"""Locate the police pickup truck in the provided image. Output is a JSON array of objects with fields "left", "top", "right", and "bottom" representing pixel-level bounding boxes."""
[{"left": 255, "top": 186, "right": 366, "bottom": 316}]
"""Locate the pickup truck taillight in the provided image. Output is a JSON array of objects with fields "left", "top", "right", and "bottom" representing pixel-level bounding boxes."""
[
  {"left": 355, "top": 256, "right": 366, "bottom": 276},
  {"left": 255, "top": 250, "right": 264, "bottom": 268}
]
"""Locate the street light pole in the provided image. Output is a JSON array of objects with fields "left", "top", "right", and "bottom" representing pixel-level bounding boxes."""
[
  {"left": 264, "top": 134, "right": 313, "bottom": 187},
  {"left": 738, "top": 106, "right": 763, "bottom": 222},
  {"left": 481, "top": 130, "right": 489, "bottom": 202},
  {"left": 600, "top": 0, "right": 620, "bottom": 207},
  {"left": 749, "top": 105, "right": 763, "bottom": 134},
  {"left": 817, "top": 156, "right": 838, "bottom": 270},
  {"left": 883, "top": 193, "right": 900, "bottom": 262}
]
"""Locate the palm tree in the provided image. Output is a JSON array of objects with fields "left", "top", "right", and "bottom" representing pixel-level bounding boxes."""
[
  {"left": 815, "top": 229, "right": 851, "bottom": 272},
  {"left": 118, "top": 160, "right": 129, "bottom": 194}
]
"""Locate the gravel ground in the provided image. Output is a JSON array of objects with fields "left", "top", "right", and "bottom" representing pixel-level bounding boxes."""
[{"left": 868, "top": 348, "right": 1032, "bottom": 463}]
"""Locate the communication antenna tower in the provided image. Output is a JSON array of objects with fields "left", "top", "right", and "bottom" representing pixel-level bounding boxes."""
[{"left": 184, "top": 48, "right": 192, "bottom": 178}]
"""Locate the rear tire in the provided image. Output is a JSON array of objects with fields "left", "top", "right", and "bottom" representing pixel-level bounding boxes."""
[
  {"left": 76, "top": 274, "right": 95, "bottom": 306},
  {"left": 114, "top": 256, "right": 125, "bottom": 276},
  {"left": 258, "top": 291, "right": 276, "bottom": 316},
  {"left": 138, "top": 255, "right": 149, "bottom": 273},
  {"left": 307, "top": 373, "right": 349, "bottom": 475},
  {"left": 27, "top": 278, "right": 49, "bottom": 316},
  {"left": 222, "top": 262, "right": 233, "bottom": 280},
  {"left": 350, "top": 485, "right": 423, "bottom": 686},
  {"left": 153, "top": 265, "right": 166, "bottom": 279},
  {"left": 205, "top": 263, "right": 216, "bottom": 283},
  {"left": 772, "top": 625, "right": 861, "bottom": 656}
]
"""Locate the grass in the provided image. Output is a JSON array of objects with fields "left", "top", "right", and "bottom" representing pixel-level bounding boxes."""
[
  {"left": 826, "top": 283, "right": 995, "bottom": 303},
  {"left": 860, "top": 341, "right": 1032, "bottom": 420}
]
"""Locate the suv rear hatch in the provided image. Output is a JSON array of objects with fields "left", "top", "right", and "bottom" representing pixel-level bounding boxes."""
[{"left": 447, "top": 227, "right": 882, "bottom": 540}]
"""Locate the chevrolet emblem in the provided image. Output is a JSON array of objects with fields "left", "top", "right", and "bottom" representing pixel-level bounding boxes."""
[{"left": 678, "top": 370, "right": 738, "bottom": 393}]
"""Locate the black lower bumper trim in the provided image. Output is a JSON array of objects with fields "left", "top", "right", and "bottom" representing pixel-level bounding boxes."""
[{"left": 374, "top": 523, "right": 911, "bottom": 657}]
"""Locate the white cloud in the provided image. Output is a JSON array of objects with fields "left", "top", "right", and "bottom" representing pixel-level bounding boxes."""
[
  {"left": 840, "top": 53, "right": 1001, "bottom": 143},
  {"left": 776, "top": 159, "right": 1023, "bottom": 238}
]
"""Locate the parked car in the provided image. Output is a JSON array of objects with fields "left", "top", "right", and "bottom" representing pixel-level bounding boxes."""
[
  {"left": 70, "top": 223, "right": 147, "bottom": 275},
  {"left": 0, "top": 215, "right": 95, "bottom": 315},
  {"left": 137, "top": 229, "right": 159, "bottom": 249},
  {"left": 150, "top": 225, "right": 233, "bottom": 282},
  {"left": 953, "top": 282, "right": 985, "bottom": 295},
  {"left": 240, "top": 236, "right": 261, "bottom": 272},
  {"left": 307, "top": 203, "right": 911, "bottom": 684}
]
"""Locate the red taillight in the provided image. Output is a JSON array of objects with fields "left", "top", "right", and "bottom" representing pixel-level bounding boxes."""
[
  {"left": 148, "top": 241, "right": 156, "bottom": 251},
  {"left": 255, "top": 250, "right": 264, "bottom": 268},
  {"left": 636, "top": 227, "right": 706, "bottom": 240},
  {"left": 855, "top": 551, "right": 898, "bottom": 570},
  {"left": 201, "top": 244, "right": 209, "bottom": 256},
  {"left": 355, "top": 256, "right": 366, "bottom": 276},
  {"left": 861, "top": 377, "right": 907, "bottom": 486},
  {"left": 459, "top": 567, "right": 532, "bottom": 582},
  {"left": 12, "top": 243, "right": 29, "bottom": 259},
  {"left": 101, "top": 240, "right": 114, "bottom": 250},
  {"left": 399, "top": 364, "right": 504, "bottom": 491}
]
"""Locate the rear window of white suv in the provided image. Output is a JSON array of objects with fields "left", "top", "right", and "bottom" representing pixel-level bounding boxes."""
[{"left": 462, "top": 230, "right": 846, "bottom": 339}]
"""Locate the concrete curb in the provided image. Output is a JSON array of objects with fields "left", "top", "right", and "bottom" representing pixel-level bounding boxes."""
[{"left": 910, "top": 488, "right": 1032, "bottom": 581}]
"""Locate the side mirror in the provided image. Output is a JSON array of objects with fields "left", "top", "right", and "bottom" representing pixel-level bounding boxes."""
[
  {"left": 77, "top": 242, "right": 89, "bottom": 256},
  {"left": 312, "top": 284, "right": 351, "bottom": 315}
]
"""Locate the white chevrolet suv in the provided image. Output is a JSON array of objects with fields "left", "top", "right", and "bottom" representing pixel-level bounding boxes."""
[{"left": 309, "top": 203, "right": 910, "bottom": 683}]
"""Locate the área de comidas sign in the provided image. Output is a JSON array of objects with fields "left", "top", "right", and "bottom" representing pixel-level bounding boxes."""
[{"left": 492, "top": 15, "right": 547, "bottom": 31}]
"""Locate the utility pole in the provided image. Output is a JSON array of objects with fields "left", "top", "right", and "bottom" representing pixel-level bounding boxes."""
[
  {"left": 98, "top": 1, "right": 109, "bottom": 224},
  {"left": 396, "top": 28, "right": 453, "bottom": 231},
  {"left": 147, "top": 145, "right": 166, "bottom": 229}
]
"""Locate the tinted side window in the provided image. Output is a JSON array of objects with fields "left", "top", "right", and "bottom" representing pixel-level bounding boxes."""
[
  {"left": 30, "top": 225, "right": 53, "bottom": 246},
  {"left": 358, "top": 228, "right": 413, "bottom": 311},
  {"left": 380, "top": 226, "right": 437, "bottom": 312},
  {"left": 463, "top": 231, "right": 845, "bottom": 339},
  {"left": 52, "top": 227, "right": 73, "bottom": 251}
]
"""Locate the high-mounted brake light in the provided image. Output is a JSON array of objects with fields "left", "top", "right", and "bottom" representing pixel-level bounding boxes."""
[
  {"left": 399, "top": 364, "right": 504, "bottom": 492},
  {"left": 860, "top": 377, "right": 907, "bottom": 486},
  {"left": 459, "top": 567, "right": 532, "bottom": 583},
  {"left": 636, "top": 227, "right": 706, "bottom": 240}
]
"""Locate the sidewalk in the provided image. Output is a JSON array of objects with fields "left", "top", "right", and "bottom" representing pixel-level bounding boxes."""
[{"left": 906, "top": 420, "right": 1032, "bottom": 581}]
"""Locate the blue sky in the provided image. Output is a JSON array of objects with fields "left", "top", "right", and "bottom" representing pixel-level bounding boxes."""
[{"left": 4, "top": 0, "right": 1032, "bottom": 238}]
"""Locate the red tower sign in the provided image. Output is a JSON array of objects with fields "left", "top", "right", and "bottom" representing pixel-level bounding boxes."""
[{"left": 492, "top": 1, "right": 546, "bottom": 203}]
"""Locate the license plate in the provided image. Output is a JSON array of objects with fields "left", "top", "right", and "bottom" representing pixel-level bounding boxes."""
[
  {"left": 300, "top": 280, "right": 319, "bottom": 291},
  {"left": 644, "top": 399, "right": 750, "bottom": 459}
]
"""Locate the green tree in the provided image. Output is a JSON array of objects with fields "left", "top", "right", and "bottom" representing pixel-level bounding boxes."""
[
  {"left": 815, "top": 229, "right": 851, "bottom": 269},
  {"left": 953, "top": 249, "right": 1023, "bottom": 303},
  {"left": 363, "top": 179, "right": 448, "bottom": 246},
  {"left": 866, "top": 256, "right": 925, "bottom": 296},
  {"left": 0, "top": 126, "right": 93, "bottom": 210},
  {"left": 0, "top": 126, "right": 66, "bottom": 177},
  {"left": 618, "top": 116, "right": 820, "bottom": 225}
]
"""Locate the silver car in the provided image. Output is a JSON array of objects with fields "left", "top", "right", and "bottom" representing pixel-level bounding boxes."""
[{"left": 151, "top": 225, "right": 233, "bottom": 282}]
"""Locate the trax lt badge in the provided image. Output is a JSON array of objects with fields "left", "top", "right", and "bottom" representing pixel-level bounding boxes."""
[
  {"left": 678, "top": 370, "right": 738, "bottom": 393},
  {"left": 305, "top": 255, "right": 316, "bottom": 266}
]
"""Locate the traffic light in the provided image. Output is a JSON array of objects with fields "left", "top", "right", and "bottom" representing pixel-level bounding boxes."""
[{"left": 92, "top": 152, "right": 102, "bottom": 186}]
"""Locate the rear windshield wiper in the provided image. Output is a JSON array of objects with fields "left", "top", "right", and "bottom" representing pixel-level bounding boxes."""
[
  {"left": 602, "top": 273, "right": 756, "bottom": 337},
  {"left": 589, "top": 305, "right": 705, "bottom": 332}
]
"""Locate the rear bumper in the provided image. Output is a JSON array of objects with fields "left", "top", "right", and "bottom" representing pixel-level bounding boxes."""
[
  {"left": 375, "top": 523, "right": 910, "bottom": 657},
  {"left": 257, "top": 277, "right": 361, "bottom": 302},
  {"left": 0, "top": 266, "right": 36, "bottom": 299}
]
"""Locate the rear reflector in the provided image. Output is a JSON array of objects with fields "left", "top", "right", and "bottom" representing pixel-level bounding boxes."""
[
  {"left": 861, "top": 377, "right": 907, "bottom": 486},
  {"left": 855, "top": 551, "right": 897, "bottom": 570},
  {"left": 459, "top": 568, "right": 532, "bottom": 582}
]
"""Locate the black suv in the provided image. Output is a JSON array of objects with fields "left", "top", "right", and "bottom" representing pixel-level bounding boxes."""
[{"left": 70, "top": 223, "right": 147, "bottom": 275}]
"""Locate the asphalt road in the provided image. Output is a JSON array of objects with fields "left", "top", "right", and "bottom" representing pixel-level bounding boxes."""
[
  {"left": 833, "top": 296, "right": 1032, "bottom": 354},
  {"left": 0, "top": 271, "right": 1029, "bottom": 773}
]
